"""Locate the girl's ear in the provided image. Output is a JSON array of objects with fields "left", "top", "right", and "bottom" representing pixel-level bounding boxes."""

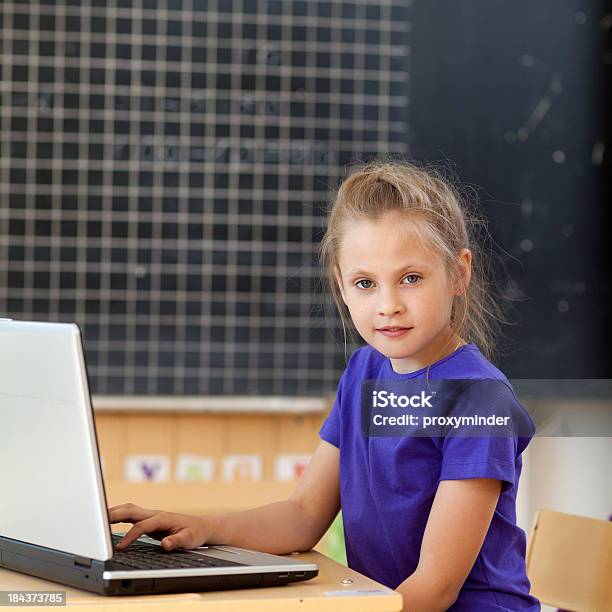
[{"left": 458, "top": 248, "right": 472, "bottom": 289}]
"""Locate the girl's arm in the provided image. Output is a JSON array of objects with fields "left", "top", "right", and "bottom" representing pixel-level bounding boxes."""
[
  {"left": 210, "top": 439, "right": 341, "bottom": 553},
  {"left": 396, "top": 478, "right": 502, "bottom": 612},
  {"left": 110, "top": 440, "right": 340, "bottom": 555}
]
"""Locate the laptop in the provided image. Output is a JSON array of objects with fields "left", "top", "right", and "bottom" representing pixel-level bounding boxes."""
[{"left": 0, "top": 319, "right": 318, "bottom": 595}]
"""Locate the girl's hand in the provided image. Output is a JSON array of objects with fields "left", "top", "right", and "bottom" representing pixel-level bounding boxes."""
[{"left": 108, "top": 503, "right": 213, "bottom": 551}]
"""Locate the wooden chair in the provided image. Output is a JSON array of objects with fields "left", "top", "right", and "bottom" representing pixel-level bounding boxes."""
[{"left": 526, "top": 509, "right": 612, "bottom": 612}]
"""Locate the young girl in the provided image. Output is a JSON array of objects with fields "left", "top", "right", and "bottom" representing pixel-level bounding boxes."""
[{"left": 110, "top": 162, "right": 539, "bottom": 611}]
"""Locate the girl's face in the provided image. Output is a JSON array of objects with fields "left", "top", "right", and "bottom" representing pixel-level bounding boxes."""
[{"left": 335, "top": 211, "right": 471, "bottom": 374}]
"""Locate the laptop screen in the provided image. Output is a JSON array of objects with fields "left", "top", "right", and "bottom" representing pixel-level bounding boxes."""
[{"left": 0, "top": 320, "right": 113, "bottom": 561}]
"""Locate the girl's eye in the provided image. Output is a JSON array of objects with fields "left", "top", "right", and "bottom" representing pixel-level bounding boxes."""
[{"left": 355, "top": 276, "right": 420, "bottom": 289}]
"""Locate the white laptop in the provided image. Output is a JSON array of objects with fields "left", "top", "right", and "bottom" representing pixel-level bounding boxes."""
[{"left": 0, "top": 319, "right": 318, "bottom": 595}]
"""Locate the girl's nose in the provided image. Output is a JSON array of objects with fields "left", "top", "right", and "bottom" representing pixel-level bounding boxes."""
[{"left": 377, "top": 292, "right": 405, "bottom": 317}]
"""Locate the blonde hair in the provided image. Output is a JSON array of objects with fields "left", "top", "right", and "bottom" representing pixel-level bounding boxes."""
[{"left": 318, "top": 160, "right": 512, "bottom": 363}]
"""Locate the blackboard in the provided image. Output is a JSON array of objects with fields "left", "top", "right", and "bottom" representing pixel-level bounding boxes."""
[
  {"left": 409, "top": 0, "right": 611, "bottom": 379},
  {"left": 2, "top": 1, "right": 609, "bottom": 396},
  {"left": 0, "top": 0, "right": 410, "bottom": 395}
]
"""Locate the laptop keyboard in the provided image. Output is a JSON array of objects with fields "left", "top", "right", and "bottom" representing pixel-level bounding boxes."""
[{"left": 110, "top": 534, "right": 245, "bottom": 571}]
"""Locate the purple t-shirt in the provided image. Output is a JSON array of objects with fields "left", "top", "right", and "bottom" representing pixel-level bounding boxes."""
[{"left": 319, "top": 343, "right": 540, "bottom": 611}]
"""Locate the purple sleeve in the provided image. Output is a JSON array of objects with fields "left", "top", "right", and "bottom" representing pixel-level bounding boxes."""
[
  {"left": 319, "top": 372, "right": 345, "bottom": 449},
  {"left": 440, "top": 436, "right": 518, "bottom": 491},
  {"left": 440, "top": 379, "right": 531, "bottom": 491}
]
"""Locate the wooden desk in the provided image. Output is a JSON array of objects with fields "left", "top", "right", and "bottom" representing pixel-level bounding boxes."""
[{"left": 0, "top": 551, "right": 403, "bottom": 611}]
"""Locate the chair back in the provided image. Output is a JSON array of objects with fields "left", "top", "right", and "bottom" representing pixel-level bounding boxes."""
[{"left": 526, "top": 509, "right": 612, "bottom": 612}]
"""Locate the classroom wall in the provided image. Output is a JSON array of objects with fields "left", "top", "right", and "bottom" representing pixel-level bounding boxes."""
[
  {"left": 95, "top": 409, "right": 325, "bottom": 514},
  {"left": 518, "top": 437, "right": 612, "bottom": 533}
]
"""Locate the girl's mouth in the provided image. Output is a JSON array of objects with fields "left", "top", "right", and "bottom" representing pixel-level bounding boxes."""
[{"left": 377, "top": 327, "right": 411, "bottom": 338}]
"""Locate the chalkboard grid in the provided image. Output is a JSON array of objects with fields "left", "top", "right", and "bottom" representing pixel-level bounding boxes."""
[{"left": 0, "top": 1, "right": 410, "bottom": 395}]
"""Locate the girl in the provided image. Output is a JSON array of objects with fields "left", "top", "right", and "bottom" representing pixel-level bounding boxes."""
[{"left": 110, "top": 162, "right": 539, "bottom": 611}]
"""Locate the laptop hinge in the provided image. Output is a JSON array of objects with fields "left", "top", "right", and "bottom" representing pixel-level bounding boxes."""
[{"left": 74, "top": 555, "right": 92, "bottom": 568}]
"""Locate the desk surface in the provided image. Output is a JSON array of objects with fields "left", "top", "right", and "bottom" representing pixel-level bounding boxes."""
[{"left": 0, "top": 550, "right": 402, "bottom": 611}]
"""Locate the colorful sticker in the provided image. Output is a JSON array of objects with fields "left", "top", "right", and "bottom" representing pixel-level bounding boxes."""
[
  {"left": 175, "top": 454, "right": 215, "bottom": 481},
  {"left": 124, "top": 455, "right": 170, "bottom": 482},
  {"left": 221, "top": 454, "right": 262, "bottom": 481},
  {"left": 274, "top": 453, "right": 311, "bottom": 480}
]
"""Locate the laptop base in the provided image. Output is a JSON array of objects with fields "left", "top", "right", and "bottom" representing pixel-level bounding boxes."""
[{"left": 0, "top": 536, "right": 317, "bottom": 596}]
